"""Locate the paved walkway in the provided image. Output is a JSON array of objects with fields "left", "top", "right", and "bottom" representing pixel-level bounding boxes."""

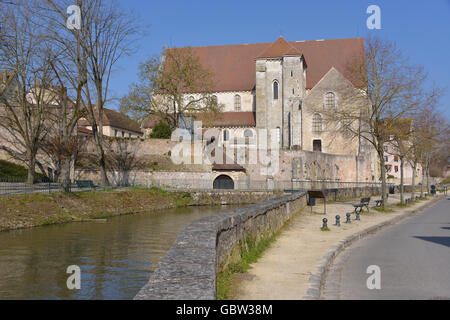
[
  {"left": 232, "top": 193, "right": 441, "bottom": 300},
  {"left": 323, "top": 198, "right": 450, "bottom": 300}
]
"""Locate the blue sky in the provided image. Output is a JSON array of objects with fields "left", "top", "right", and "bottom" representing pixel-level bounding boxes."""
[{"left": 110, "top": 0, "right": 450, "bottom": 119}]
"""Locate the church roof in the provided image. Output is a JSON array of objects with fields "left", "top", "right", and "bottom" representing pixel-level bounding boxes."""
[
  {"left": 256, "top": 36, "right": 302, "bottom": 59},
  {"left": 194, "top": 112, "right": 256, "bottom": 128},
  {"left": 177, "top": 37, "right": 364, "bottom": 92}
]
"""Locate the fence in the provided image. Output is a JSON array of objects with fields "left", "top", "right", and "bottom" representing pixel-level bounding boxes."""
[
  {"left": 0, "top": 177, "right": 97, "bottom": 196},
  {"left": 0, "top": 176, "right": 395, "bottom": 196}
]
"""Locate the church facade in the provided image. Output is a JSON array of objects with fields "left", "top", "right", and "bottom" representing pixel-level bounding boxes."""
[{"left": 169, "top": 36, "right": 367, "bottom": 157}]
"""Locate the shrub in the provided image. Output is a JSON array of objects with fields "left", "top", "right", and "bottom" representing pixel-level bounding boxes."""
[
  {"left": 149, "top": 121, "right": 172, "bottom": 139},
  {"left": 0, "top": 160, "right": 44, "bottom": 181}
]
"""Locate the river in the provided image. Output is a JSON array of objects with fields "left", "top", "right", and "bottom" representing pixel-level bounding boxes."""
[{"left": 0, "top": 205, "right": 236, "bottom": 300}]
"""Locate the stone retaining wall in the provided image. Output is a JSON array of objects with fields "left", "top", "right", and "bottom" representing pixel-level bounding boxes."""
[
  {"left": 134, "top": 186, "right": 383, "bottom": 300},
  {"left": 187, "top": 190, "right": 284, "bottom": 206}
]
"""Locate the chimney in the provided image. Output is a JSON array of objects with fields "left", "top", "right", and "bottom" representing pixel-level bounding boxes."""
[
  {"left": 49, "top": 80, "right": 53, "bottom": 89},
  {"left": 35, "top": 79, "right": 40, "bottom": 88}
]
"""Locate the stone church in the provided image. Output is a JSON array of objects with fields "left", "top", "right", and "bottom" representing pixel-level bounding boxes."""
[
  {"left": 143, "top": 36, "right": 380, "bottom": 186},
  {"left": 151, "top": 36, "right": 368, "bottom": 158}
]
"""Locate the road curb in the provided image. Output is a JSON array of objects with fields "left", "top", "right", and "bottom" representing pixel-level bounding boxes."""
[{"left": 303, "top": 194, "right": 446, "bottom": 300}]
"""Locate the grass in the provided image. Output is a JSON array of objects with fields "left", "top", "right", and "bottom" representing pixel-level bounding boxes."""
[
  {"left": 374, "top": 207, "right": 394, "bottom": 213},
  {"left": 217, "top": 231, "right": 281, "bottom": 300},
  {"left": 321, "top": 227, "right": 331, "bottom": 231},
  {"left": 440, "top": 178, "right": 450, "bottom": 185},
  {"left": 0, "top": 187, "right": 193, "bottom": 232}
]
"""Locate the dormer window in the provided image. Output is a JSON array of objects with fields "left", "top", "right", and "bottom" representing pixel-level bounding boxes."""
[{"left": 273, "top": 81, "right": 279, "bottom": 100}]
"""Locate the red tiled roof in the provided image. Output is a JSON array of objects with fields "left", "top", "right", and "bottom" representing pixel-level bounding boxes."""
[
  {"left": 78, "top": 107, "right": 142, "bottom": 134},
  {"left": 176, "top": 37, "right": 364, "bottom": 91},
  {"left": 77, "top": 126, "right": 93, "bottom": 135},
  {"left": 194, "top": 112, "right": 256, "bottom": 128},
  {"left": 211, "top": 147, "right": 246, "bottom": 172},
  {"left": 256, "top": 36, "right": 301, "bottom": 59}
]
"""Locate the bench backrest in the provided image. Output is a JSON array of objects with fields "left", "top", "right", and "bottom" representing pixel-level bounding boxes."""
[
  {"left": 76, "top": 180, "right": 94, "bottom": 187},
  {"left": 361, "top": 197, "right": 371, "bottom": 203}
]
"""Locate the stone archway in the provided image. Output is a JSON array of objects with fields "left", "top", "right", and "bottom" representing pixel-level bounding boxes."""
[{"left": 213, "top": 175, "right": 235, "bottom": 190}]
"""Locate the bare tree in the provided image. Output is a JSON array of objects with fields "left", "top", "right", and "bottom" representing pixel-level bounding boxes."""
[
  {"left": 384, "top": 119, "right": 415, "bottom": 205},
  {"left": 0, "top": 1, "right": 57, "bottom": 183},
  {"left": 104, "top": 137, "right": 144, "bottom": 187},
  {"left": 45, "top": 0, "right": 142, "bottom": 187},
  {"left": 120, "top": 47, "right": 222, "bottom": 129},
  {"left": 412, "top": 107, "right": 449, "bottom": 196},
  {"left": 314, "top": 36, "right": 431, "bottom": 209}
]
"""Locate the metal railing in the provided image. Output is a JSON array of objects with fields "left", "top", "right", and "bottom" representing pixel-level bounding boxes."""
[
  {"left": 0, "top": 178, "right": 100, "bottom": 196},
  {"left": 0, "top": 176, "right": 394, "bottom": 195},
  {"left": 0, "top": 178, "right": 62, "bottom": 195}
]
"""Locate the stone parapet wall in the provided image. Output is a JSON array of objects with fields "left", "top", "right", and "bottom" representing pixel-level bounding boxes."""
[
  {"left": 187, "top": 190, "right": 284, "bottom": 206},
  {"left": 134, "top": 191, "right": 307, "bottom": 300},
  {"left": 134, "top": 185, "right": 386, "bottom": 300}
]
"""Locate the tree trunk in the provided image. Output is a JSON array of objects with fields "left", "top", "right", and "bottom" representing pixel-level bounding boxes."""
[
  {"left": 27, "top": 154, "right": 36, "bottom": 184},
  {"left": 400, "top": 157, "right": 404, "bottom": 204},
  {"left": 378, "top": 143, "right": 387, "bottom": 209},
  {"left": 420, "top": 166, "right": 424, "bottom": 198},
  {"left": 93, "top": 123, "right": 109, "bottom": 187},
  {"left": 61, "top": 158, "right": 72, "bottom": 192},
  {"left": 411, "top": 163, "right": 416, "bottom": 201}
]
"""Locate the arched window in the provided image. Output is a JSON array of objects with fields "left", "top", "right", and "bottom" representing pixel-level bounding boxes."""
[
  {"left": 234, "top": 94, "right": 241, "bottom": 111},
  {"left": 312, "top": 113, "right": 322, "bottom": 132},
  {"left": 223, "top": 129, "right": 229, "bottom": 142},
  {"left": 324, "top": 92, "right": 336, "bottom": 108},
  {"left": 244, "top": 129, "right": 253, "bottom": 137},
  {"left": 273, "top": 81, "right": 279, "bottom": 100},
  {"left": 276, "top": 127, "right": 281, "bottom": 142}
]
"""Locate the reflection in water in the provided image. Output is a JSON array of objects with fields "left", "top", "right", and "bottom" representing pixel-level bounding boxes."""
[{"left": 0, "top": 205, "right": 235, "bottom": 300}]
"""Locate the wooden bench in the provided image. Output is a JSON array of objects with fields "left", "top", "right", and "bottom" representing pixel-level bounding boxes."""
[
  {"left": 375, "top": 193, "right": 389, "bottom": 207},
  {"left": 75, "top": 180, "right": 95, "bottom": 189},
  {"left": 353, "top": 197, "right": 371, "bottom": 213}
]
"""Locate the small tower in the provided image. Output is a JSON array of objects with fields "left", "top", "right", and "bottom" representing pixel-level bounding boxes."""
[{"left": 255, "top": 37, "right": 306, "bottom": 149}]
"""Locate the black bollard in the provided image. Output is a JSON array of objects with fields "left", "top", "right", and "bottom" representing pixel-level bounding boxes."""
[
  {"left": 322, "top": 218, "right": 328, "bottom": 229},
  {"left": 335, "top": 215, "right": 341, "bottom": 227},
  {"left": 346, "top": 213, "right": 351, "bottom": 223},
  {"left": 355, "top": 210, "right": 360, "bottom": 221}
]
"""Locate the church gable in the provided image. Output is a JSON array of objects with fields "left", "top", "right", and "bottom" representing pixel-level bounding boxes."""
[
  {"left": 256, "top": 36, "right": 302, "bottom": 59},
  {"left": 302, "top": 67, "right": 362, "bottom": 155}
]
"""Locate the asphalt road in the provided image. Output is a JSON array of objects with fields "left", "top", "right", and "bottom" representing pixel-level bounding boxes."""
[{"left": 323, "top": 197, "right": 450, "bottom": 300}]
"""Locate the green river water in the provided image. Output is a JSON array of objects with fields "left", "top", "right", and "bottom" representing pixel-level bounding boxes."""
[{"left": 0, "top": 205, "right": 236, "bottom": 300}]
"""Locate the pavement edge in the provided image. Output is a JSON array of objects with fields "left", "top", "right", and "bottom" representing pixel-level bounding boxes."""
[{"left": 303, "top": 194, "right": 447, "bottom": 300}]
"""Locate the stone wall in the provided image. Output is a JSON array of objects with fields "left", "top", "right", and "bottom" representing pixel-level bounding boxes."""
[
  {"left": 134, "top": 191, "right": 307, "bottom": 300},
  {"left": 188, "top": 190, "right": 284, "bottom": 206},
  {"left": 134, "top": 186, "right": 383, "bottom": 300}
]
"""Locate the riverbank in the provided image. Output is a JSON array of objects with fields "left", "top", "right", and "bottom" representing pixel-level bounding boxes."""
[
  {"left": 231, "top": 193, "right": 444, "bottom": 300},
  {"left": 0, "top": 187, "right": 191, "bottom": 232},
  {"left": 0, "top": 188, "right": 283, "bottom": 232}
]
